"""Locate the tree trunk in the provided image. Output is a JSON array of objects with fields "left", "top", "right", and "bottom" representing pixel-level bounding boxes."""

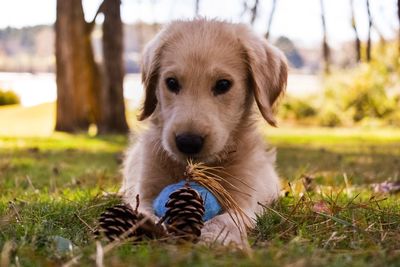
[
  {"left": 55, "top": 0, "right": 88, "bottom": 132},
  {"left": 398, "top": 0, "right": 400, "bottom": 54},
  {"left": 320, "top": 0, "right": 330, "bottom": 74},
  {"left": 55, "top": 1, "right": 74, "bottom": 131},
  {"left": 265, "top": 0, "right": 277, "bottom": 39},
  {"left": 55, "top": 0, "right": 99, "bottom": 133},
  {"left": 350, "top": 0, "right": 361, "bottom": 63},
  {"left": 366, "top": 0, "right": 372, "bottom": 62},
  {"left": 195, "top": 0, "right": 200, "bottom": 16},
  {"left": 249, "top": 0, "right": 259, "bottom": 26},
  {"left": 98, "top": 0, "right": 129, "bottom": 134}
]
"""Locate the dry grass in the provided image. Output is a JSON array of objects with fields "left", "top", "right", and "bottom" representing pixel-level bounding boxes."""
[{"left": 186, "top": 161, "right": 251, "bottom": 235}]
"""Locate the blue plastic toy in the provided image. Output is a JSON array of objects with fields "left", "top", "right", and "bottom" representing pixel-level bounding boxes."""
[{"left": 153, "top": 181, "right": 222, "bottom": 221}]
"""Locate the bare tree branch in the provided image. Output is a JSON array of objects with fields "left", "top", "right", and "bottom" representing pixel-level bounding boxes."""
[
  {"left": 350, "top": 0, "right": 361, "bottom": 62},
  {"left": 366, "top": 0, "right": 372, "bottom": 62},
  {"left": 398, "top": 0, "right": 400, "bottom": 54},
  {"left": 195, "top": 0, "right": 200, "bottom": 16},
  {"left": 367, "top": 1, "right": 386, "bottom": 45},
  {"left": 265, "top": 0, "right": 277, "bottom": 39},
  {"left": 249, "top": 0, "right": 259, "bottom": 25},
  {"left": 320, "top": 0, "right": 330, "bottom": 73},
  {"left": 240, "top": 1, "right": 249, "bottom": 18}
]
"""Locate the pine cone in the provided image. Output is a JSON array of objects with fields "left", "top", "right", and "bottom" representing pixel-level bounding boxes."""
[
  {"left": 163, "top": 184, "right": 205, "bottom": 241},
  {"left": 95, "top": 203, "right": 165, "bottom": 242}
]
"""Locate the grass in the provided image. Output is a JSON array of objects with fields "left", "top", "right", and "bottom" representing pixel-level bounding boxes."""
[{"left": 1, "top": 104, "right": 400, "bottom": 266}]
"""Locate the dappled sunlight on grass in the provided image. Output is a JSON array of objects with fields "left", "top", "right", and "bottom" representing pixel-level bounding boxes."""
[
  {"left": 275, "top": 144, "right": 400, "bottom": 184},
  {"left": 264, "top": 126, "right": 400, "bottom": 145},
  {"left": 0, "top": 102, "right": 140, "bottom": 137},
  {"left": 0, "top": 103, "right": 55, "bottom": 136},
  {"left": 0, "top": 133, "right": 127, "bottom": 151},
  {"left": 260, "top": 126, "right": 400, "bottom": 186},
  {"left": 0, "top": 136, "right": 126, "bottom": 198}
]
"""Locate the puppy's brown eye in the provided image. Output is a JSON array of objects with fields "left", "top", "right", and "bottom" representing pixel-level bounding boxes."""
[
  {"left": 213, "top": 79, "right": 232, "bottom": 95},
  {"left": 165, "top": 77, "right": 180, "bottom": 94}
]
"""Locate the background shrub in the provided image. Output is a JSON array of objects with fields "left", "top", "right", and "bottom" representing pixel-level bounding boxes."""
[
  {"left": 279, "top": 96, "right": 317, "bottom": 121},
  {"left": 0, "top": 89, "right": 20, "bottom": 106},
  {"left": 323, "top": 63, "right": 397, "bottom": 123},
  {"left": 278, "top": 52, "right": 400, "bottom": 127}
]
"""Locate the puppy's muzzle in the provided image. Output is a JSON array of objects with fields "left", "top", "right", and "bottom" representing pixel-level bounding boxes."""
[{"left": 175, "top": 133, "right": 204, "bottom": 155}]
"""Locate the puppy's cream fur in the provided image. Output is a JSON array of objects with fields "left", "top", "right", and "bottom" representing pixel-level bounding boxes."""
[{"left": 121, "top": 19, "right": 287, "bottom": 246}]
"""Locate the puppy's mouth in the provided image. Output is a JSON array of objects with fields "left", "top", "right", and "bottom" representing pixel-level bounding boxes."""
[
  {"left": 188, "top": 152, "right": 236, "bottom": 164},
  {"left": 164, "top": 145, "right": 236, "bottom": 165}
]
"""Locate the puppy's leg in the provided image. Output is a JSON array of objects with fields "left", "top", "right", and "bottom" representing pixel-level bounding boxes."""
[
  {"left": 121, "top": 188, "right": 160, "bottom": 222},
  {"left": 120, "top": 142, "right": 142, "bottom": 204},
  {"left": 200, "top": 213, "right": 248, "bottom": 247},
  {"left": 121, "top": 140, "right": 166, "bottom": 222}
]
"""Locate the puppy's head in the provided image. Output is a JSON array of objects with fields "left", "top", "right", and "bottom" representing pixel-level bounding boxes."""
[{"left": 139, "top": 19, "right": 287, "bottom": 163}]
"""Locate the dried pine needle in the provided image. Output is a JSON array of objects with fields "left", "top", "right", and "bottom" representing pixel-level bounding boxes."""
[{"left": 185, "top": 159, "right": 252, "bottom": 235}]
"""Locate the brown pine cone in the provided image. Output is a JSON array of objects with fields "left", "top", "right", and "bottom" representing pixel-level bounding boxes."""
[
  {"left": 162, "top": 184, "right": 205, "bottom": 241},
  {"left": 95, "top": 203, "right": 166, "bottom": 242}
]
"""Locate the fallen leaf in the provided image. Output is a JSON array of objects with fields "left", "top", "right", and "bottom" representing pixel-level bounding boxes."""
[
  {"left": 371, "top": 181, "right": 400, "bottom": 194},
  {"left": 312, "top": 200, "right": 330, "bottom": 213}
]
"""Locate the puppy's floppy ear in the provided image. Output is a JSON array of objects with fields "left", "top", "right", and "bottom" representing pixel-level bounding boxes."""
[
  {"left": 240, "top": 32, "right": 288, "bottom": 126},
  {"left": 138, "top": 31, "right": 165, "bottom": 121}
]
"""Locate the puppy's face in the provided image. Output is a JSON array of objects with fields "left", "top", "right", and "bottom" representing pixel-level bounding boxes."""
[
  {"left": 157, "top": 35, "right": 249, "bottom": 162},
  {"left": 139, "top": 20, "right": 287, "bottom": 163}
]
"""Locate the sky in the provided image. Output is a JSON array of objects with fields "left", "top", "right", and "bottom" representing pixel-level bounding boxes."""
[{"left": 0, "top": 0, "right": 398, "bottom": 46}]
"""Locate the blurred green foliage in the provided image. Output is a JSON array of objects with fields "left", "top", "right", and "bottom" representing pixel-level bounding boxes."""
[
  {"left": 0, "top": 89, "right": 20, "bottom": 106},
  {"left": 279, "top": 43, "right": 400, "bottom": 127},
  {"left": 279, "top": 96, "right": 317, "bottom": 121}
]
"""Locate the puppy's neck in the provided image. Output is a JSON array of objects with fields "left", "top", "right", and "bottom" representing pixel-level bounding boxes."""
[{"left": 222, "top": 112, "right": 264, "bottom": 164}]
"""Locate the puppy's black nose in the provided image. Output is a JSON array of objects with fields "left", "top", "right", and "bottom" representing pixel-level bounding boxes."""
[{"left": 175, "top": 133, "right": 204, "bottom": 155}]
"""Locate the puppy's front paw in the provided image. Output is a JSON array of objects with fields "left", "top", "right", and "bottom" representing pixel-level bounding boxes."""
[{"left": 200, "top": 214, "right": 247, "bottom": 247}]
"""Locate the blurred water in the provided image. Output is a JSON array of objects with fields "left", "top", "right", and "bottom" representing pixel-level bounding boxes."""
[
  {"left": 0, "top": 72, "right": 320, "bottom": 107},
  {"left": 0, "top": 72, "right": 57, "bottom": 107},
  {"left": 0, "top": 72, "right": 144, "bottom": 108}
]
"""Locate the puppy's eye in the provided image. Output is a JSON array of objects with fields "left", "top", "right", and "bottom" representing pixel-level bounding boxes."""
[
  {"left": 165, "top": 77, "right": 180, "bottom": 94},
  {"left": 213, "top": 79, "right": 232, "bottom": 95}
]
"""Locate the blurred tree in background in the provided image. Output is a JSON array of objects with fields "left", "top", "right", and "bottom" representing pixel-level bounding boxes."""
[
  {"left": 319, "top": 0, "right": 330, "bottom": 74},
  {"left": 55, "top": 0, "right": 128, "bottom": 134},
  {"left": 366, "top": 0, "right": 372, "bottom": 62},
  {"left": 55, "top": 0, "right": 97, "bottom": 132},
  {"left": 398, "top": 0, "right": 400, "bottom": 54},
  {"left": 265, "top": 0, "right": 277, "bottom": 40},
  {"left": 350, "top": 0, "right": 361, "bottom": 63},
  {"left": 98, "top": 0, "right": 129, "bottom": 134}
]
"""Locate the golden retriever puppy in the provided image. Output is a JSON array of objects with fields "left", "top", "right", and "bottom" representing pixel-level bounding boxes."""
[{"left": 121, "top": 19, "right": 287, "bottom": 247}]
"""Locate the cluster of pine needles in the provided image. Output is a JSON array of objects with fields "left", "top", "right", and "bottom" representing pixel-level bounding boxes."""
[{"left": 185, "top": 160, "right": 253, "bottom": 235}]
